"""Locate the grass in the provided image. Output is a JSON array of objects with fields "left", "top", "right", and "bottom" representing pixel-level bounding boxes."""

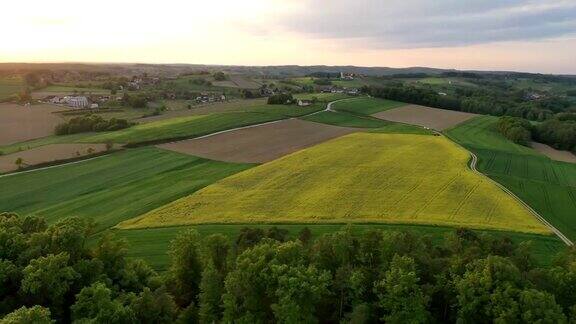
[
  {"left": 331, "top": 97, "right": 405, "bottom": 115},
  {"left": 0, "top": 147, "right": 253, "bottom": 231},
  {"left": 111, "top": 224, "right": 563, "bottom": 271},
  {"left": 35, "top": 85, "right": 110, "bottom": 94},
  {"left": 0, "top": 77, "right": 24, "bottom": 99},
  {"left": 301, "top": 97, "right": 409, "bottom": 129},
  {"left": 293, "top": 93, "right": 350, "bottom": 102},
  {"left": 119, "top": 133, "right": 547, "bottom": 234},
  {"left": 80, "top": 104, "right": 324, "bottom": 145},
  {"left": 447, "top": 116, "right": 576, "bottom": 241},
  {"left": 302, "top": 110, "right": 391, "bottom": 128},
  {"left": 0, "top": 134, "right": 93, "bottom": 156}
]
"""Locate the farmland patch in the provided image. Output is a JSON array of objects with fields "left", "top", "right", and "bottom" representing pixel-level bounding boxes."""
[
  {"left": 0, "top": 103, "right": 66, "bottom": 145},
  {"left": 374, "top": 104, "right": 477, "bottom": 130},
  {"left": 120, "top": 133, "right": 547, "bottom": 235},
  {"left": 158, "top": 119, "right": 357, "bottom": 163},
  {"left": 0, "top": 143, "right": 108, "bottom": 173}
]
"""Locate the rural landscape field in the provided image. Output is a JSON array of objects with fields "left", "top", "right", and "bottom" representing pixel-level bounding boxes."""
[{"left": 2, "top": 1, "right": 576, "bottom": 322}]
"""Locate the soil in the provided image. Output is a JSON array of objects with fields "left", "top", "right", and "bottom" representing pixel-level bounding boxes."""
[
  {"left": 158, "top": 119, "right": 357, "bottom": 163},
  {"left": 372, "top": 104, "right": 477, "bottom": 131}
]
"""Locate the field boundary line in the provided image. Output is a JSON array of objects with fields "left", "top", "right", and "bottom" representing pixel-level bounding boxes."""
[
  {"left": 162, "top": 97, "right": 364, "bottom": 143},
  {"left": 445, "top": 134, "right": 573, "bottom": 246},
  {"left": 0, "top": 154, "right": 108, "bottom": 179}
]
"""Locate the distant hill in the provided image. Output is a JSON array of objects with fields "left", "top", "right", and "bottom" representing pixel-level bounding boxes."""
[{"left": 0, "top": 62, "right": 573, "bottom": 78}]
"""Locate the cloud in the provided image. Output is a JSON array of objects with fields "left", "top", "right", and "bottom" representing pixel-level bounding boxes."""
[{"left": 275, "top": 0, "right": 576, "bottom": 48}]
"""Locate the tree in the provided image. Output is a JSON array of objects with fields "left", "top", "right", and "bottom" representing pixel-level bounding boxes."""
[
  {"left": 518, "top": 289, "right": 567, "bottom": 323},
  {"left": 198, "top": 263, "right": 223, "bottom": 323},
  {"left": 129, "top": 287, "right": 178, "bottom": 324},
  {"left": 14, "top": 158, "right": 24, "bottom": 170},
  {"left": 270, "top": 264, "right": 331, "bottom": 323},
  {"left": 20, "top": 253, "right": 79, "bottom": 315},
  {"left": 166, "top": 229, "right": 203, "bottom": 307},
  {"left": 71, "top": 282, "right": 135, "bottom": 323},
  {"left": 213, "top": 72, "right": 226, "bottom": 81},
  {"left": 374, "top": 255, "right": 430, "bottom": 323},
  {"left": 0, "top": 306, "right": 54, "bottom": 324}
]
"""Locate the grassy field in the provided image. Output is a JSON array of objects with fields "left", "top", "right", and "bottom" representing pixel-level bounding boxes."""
[
  {"left": 302, "top": 110, "right": 391, "bottom": 128},
  {"left": 293, "top": 92, "right": 349, "bottom": 101},
  {"left": 0, "top": 78, "right": 24, "bottom": 100},
  {"left": 302, "top": 97, "right": 408, "bottom": 128},
  {"left": 119, "top": 133, "right": 547, "bottom": 234},
  {"left": 0, "top": 147, "right": 253, "bottom": 230},
  {"left": 331, "top": 97, "right": 405, "bottom": 115},
  {"left": 447, "top": 116, "right": 576, "bottom": 241},
  {"left": 112, "top": 223, "right": 563, "bottom": 271},
  {"left": 81, "top": 105, "right": 324, "bottom": 145}
]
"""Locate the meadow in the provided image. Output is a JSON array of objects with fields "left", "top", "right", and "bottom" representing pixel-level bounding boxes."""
[
  {"left": 0, "top": 147, "right": 253, "bottom": 230},
  {"left": 302, "top": 97, "right": 409, "bottom": 128},
  {"left": 331, "top": 97, "right": 405, "bottom": 115},
  {"left": 113, "top": 224, "right": 564, "bottom": 271},
  {"left": 119, "top": 133, "right": 547, "bottom": 234},
  {"left": 0, "top": 77, "right": 24, "bottom": 100},
  {"left": 447, "top": 116, "right": 576, "bottom": 241}
]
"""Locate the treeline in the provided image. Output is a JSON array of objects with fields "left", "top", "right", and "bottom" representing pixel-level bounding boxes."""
[
  {"left": 497, "top": 114, "right": 576, "bottom": 153},
  {"left": 2, "top": 212, "right": 576, "bottom": 323},
  {"left": 364, "top": 84, "right": 572, "bottom": 121},
  {"left": 55, "top": 115, "right": 132, "bottom": 135}
]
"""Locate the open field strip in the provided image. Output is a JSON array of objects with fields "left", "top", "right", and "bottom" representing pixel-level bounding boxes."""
[
  {"left": 531, "top": 142, "right": 576, "bottom": 163},
  {"left": 79, "top": 104, "right": 325, "bottom": 145},
  {"left": 159, "top": 119, "right": 357, "bottom": 163},
  {"left": 0, "top": 147, "right": 253, "bottom": 231},
  {"left": 0, "top": 143, "right": 109, "bottom": 173},
  {"left": 0, "top": 77, "right": 24, "bottom": 99},
  {"left": 112, "top": 224, "right": 564, "bottom": 271},
  {"left": 0, "top": 103, "right": 66, "bottom": 146},
  {"left": 447, "top": 116, "right": 576, "bottom": 242},
  {"left": 119, "top": 133, "right": 548, "bottom": 234},
  {"left": 373, "top": 104, "right": 478, "bottom": 130}
]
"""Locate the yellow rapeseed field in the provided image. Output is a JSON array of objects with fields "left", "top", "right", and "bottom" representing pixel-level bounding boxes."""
[{"left": 118, "top": 133, "right": 549, "bottom": 234}]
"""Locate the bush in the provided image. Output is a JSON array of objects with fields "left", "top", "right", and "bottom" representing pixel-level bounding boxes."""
[
  {"left": 496, "top": 116, "right": 532, "bottom": 146},
  {"left": 55, "top": 115, "right": 133, "bottom": 135},
  {"left": 267, "top": 94, "right": 294, "bottom": 105}
]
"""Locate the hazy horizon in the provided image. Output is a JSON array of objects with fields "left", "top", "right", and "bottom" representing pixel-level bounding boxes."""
[{"left": 2, "top": 0, "right": 575, "bottom": 74}]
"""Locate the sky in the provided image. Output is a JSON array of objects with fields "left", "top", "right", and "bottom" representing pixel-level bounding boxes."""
[{"left": 1, "top": 0, "right": 575, "bottom": 74}]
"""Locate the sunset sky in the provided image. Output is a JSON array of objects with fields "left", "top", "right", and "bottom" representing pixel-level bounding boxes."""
[{"left": 2, "top": 0, "right": 575, "bottom": 74}]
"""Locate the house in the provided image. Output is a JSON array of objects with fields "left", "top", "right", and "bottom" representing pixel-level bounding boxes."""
[
  {"left": 62, "top": 96, "right": 89, "bottom": 109},
  {"left": 90, "top": 103, "right": 99, "bottom": 109},
  {"left": 346, "top": 88, "right": 360, "bottom": 96},
  {"left": 297, "top": 99, "right": 313, "bottom": 107},
  {"left": 438, "top": 92, "right": 448, "bottom": 96}
]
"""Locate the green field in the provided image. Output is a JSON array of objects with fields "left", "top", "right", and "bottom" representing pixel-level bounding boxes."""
[
  {"left": 35, "top": 85, "right": 110, "bottom": 94},
  {"left": 120, "top": 133, "right": 547, "bottom": 234},
  {"left": 447, "top": 116, "right": 576, "bottom": 241},
  {"left": 80, "top": 104, "right": 324, "bottom": 145},
  {"left": 332, "top": 97, "right": 405, "bottom": 115},
  {"left": 0, "top": 147, "right": 253, "bottom": 230},
  {"left": 302, "top": 97, "right": 408, "bottom": 128},
  {"left": 302, "top": 110, "right": 391, "bottom": 128},
  {"left": 112, "top": 224, "right": 563, "bottom": 271},
  {"left": 0, "top": 77, "right": 24, "bottom": 99}
]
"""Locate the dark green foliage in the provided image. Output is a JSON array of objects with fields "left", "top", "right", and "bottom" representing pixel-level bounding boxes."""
[
  {"left": 496, "top": 116, "right": 532, "bottom": 145},
  {"left": 267, "top": 93, "right": 294, "bottom": 104},
  {"left": 1, "top": 212, "right": 576, "bottom": 322},
  {"left": 213, "top": 71, "right": 226, "bottom": 81},
  {"left": 1, "top": 306, "right": 54, "bottom": 324},
  {"left": 534, "top": 118, "right": 576, "bottom": 152},
  {"left": 55, "top": 114, "right": 132, "bottom": 135},
  {"left": 313, "top": 78, "right": 332, "bottom": 85}
]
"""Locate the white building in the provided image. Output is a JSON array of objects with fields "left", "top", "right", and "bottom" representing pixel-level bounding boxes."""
[
  {"left": 63, "top": 96, "right": 89, "bottom": 109},
  {"left": 297, "top": 99, "right": 313, "bottom": 106}
]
